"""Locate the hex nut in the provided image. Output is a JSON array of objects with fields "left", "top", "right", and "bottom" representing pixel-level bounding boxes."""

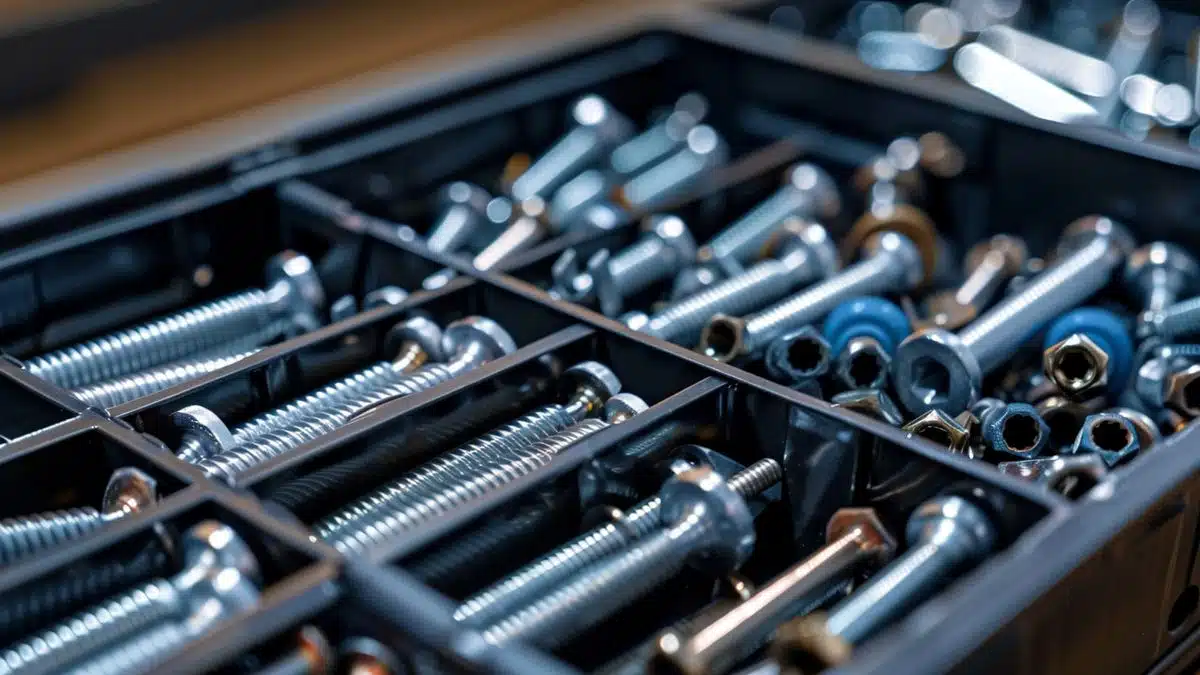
[
  {"left": 831, "top": 389, "right": 905, "bottom": 426},
  {"left": 835, "top": 336, "right": 892, "bottom": 390},
  {"left": 1071, "top": 413, "right": 1141, "bottom": 467},
  {"left": 981, "top": 403, "right": 1050, "bottom": 460},
  {"left": 902, "top": 409, "right": 970, "bottom": 453},
  {"left": 1165, "top": 363, "right": 1200, "bottom": 418},
  {"left": 765, "top": 326, "right": 832, "bottom": 384},
  {"left": 1043, "top": 333, "right": 1110, "bottom": 398}
]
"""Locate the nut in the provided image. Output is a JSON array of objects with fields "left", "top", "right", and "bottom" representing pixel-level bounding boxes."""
[
  {"left": 835, "top": 336, "right": 892, "bottom": 390},
  {"left": 1043, "top": 333, "right": 1110, "bottom": 398},
  {"left": 997, "top": 454, "right": 1108, "bottom": 499},
  {"left": 831, "top": 389, "right": 904, "bottom": 426},
  {"left": 902, "top": 409, "right": 970, "bottom": 453},
  {"left": 765, "top": 326, "right": 832, "bottom": 384},
  {"left": 1034, "top": 395, "right": 1099, "bottom": 452},
  {"left": 1165, "top": 363, "right": 1200, "bottom": 418},
  {"left": 1070, "top": 413, "right": 1141, "bottom": 467},
  {"left": 981, "top": 403, "right": 1050, "bottom": 460}
]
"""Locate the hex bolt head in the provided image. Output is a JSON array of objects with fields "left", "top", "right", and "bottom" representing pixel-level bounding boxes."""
[
  {"left": 831, "top": 389, "right": 905, "bottom": 426},
  {"left": 384, "top": 316, "right": 445, "bottom": 362},
  {"left": 1070, "top": 412, "right": 1141, "bottom": 467},
  {"left": 1043, "top": 333, "right": 1112, "bottom": 398},
  {"left": 562, "top": 361, "right": 622, "bottom": 400},
  {"left": 660, "top": 465, "right": 757, "bottom": 574},
  {"left": 172, "top": 405, "right": 236, "bottom": 459},
  {"left": 1165, "top": 363, "right": 1200, "bottom": 418},
  {"left": 765, "top": 326, "right": 832, "bottom": 384},
  {"left": 101, "top": 468, "right": 159, "bottom": 517},
  {"left": 441, "top": 316, "right": 517, "bottom": 361},
  {"left": 893, "top": 328, "right": 982, "bottom": 415},
  {"left": 981, "top": 402, "right": 1050, "bottom": 460}
]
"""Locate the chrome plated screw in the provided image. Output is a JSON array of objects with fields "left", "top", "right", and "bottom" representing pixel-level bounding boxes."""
[
  {"left": 470, "top": 198, "right": 552, "bottom": 273},
  {"left": 0, "top": 521, "right": 260, "bottom": 675},
  {"left": 425, "top": 182, "right": 495, "bottom": 255},
  {"left": 478, "top": 461, "right": 779, "bottom": 648},
  {"left": 611, "top": 93, "right": 709, "bottom": 178},
  {"left": 25, "top": 252, "right": 324, "bottom": 389},
  {"left": 923, "top": 235, "right": 1027, "bottom": 330},
  {"left": 71, "top": 350, "right": 258, "bottom": 409},
  {"left": 1125, "top": 242, "right": 1199, "bottom": 339}
]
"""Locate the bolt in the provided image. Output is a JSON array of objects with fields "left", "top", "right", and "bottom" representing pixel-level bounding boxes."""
[
  {"left": 424, "top": 182, "right": 498, "bottom": 255},
  {"left": 978, "top": 402, "right": 1051, "bottom": 460},
  {"left": 612, "top": 93, "right": 709, "bottom": 178},
  {"left": 0, "top": 468, "right": 157, "bottom": 564},
  {"left": 479, "top": 461, "right": 781, "bottom": 648},
  {"left": 322, "top": 393, "right": 648, "bottom": 555},
  {"left": 71, "top": 350, "right": 259, "bottom": 409},
  {"left": 196, "top": 317, "right": 513, "bottom": 484},
  {"left": 25, "top": 252, "right": 325, "bottom": 389},
  {"left": 1144, "top": 296, "right": 1200, "bottom": 342},
  {"left": 901, "top": 410, "right": 971, "bottom": 454},
  {"left": 174, "top": 316, "right": 445, "bottom": 464},
  {"left": 701, "top": 229, "right": 930, "bottom": 363},
  {"left": 1042, "top": 307, "right": 1133, "bottom": 398},
  {"left": 0, "top": 521, "right": 259, "bottom": 675},
  {"left": 924, "top": 235, "right": 1027, "bottom": 330},
  {"left": 893, "top": 216, "right": 1135, "bottom": 415},
  {"left": 823, "top": 297, "right": 911, "bottom": 389},
  {"left": 634, "top": 219, "right": 839, "bottom": 346},
  {"left": 1070, "top": 412, "right": 1141, "bottom": 467},
  {"left": 1125, "top": 242, "right": 1200, "bottom": 340},
  {"left": 998, "top": 454, "right": 1109, "bottom": 499},
  {"left": 765, "top": 326, "right": 832, "bottom": 384}
]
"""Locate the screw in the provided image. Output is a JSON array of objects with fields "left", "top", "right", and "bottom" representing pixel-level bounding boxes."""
[
  {"left": 924, "top": 235, "right": 1027, "bottom": 330},
  {"left": 321, "top": 393, "right": 648, "bottom": 555},
  {"left": 424, "top": 182, "right": 502, "bottom": 255},
  {"left": 1142, "top": 293, "right": 1200, "bottom": 343},
  {"left": 1124, "top": 242, "right": 1199, "bottom": 340},
  {"left": 1070, "top": 412, "right": 1141, "bottom": 466},
  {"left": 25, "top": 252, "right": 325, "bottom": 389},
  {"left": 312, "top": 361, "right": 622, "bottom": 541},
  {"left": 173, "top": 316, "right": 445, "bottom": 465},
  {"left": 71, "top": 350, "right": 259, "bottom": 409},
  {"left": 0, "top": 468, "right": 157, "bottom": 564},
  {"left": 627, "top": 219, "right": 838, "bottom": 347},
  {"left": 652, "top": 508, "right": 895, "bottom": 675},
  {"left": 893, "top": 216, "right": 1135, "bottom": 415},
  {"left": 1042, "top": 307, "right": 1133, "bottom": 398},
  {"left": 611, "top": 93, "right": 709, "bottom": 178},
  {"left": 765, "top": 326, "right": 832, "bottom": 384},
  {"left": 478, "top": 461, "right": 780, "bottom": 648},
  {"left": 196, "top": 317, "right": 514, "bottom": 484},
  {"left": 577, "top": 421, "right": 704, "bottom": 512},
  {"left": 0, "top": 521, "right": 260, "bottom": 675},
  {"left": 454, "top": 452, "right": 773, "bottom": 628},
  {"left": 823, "top": 297, "right": 911, "bottom": 389}
]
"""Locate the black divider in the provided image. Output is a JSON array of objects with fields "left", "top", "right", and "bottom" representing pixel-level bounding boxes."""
[{"left": 0, "top": 357, "right": 81, "bottom": 440}]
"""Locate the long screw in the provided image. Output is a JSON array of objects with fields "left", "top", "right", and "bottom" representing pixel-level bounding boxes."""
[
  {"left": 628, "top": 220, "right": 839, "bottom": 347},
  {"left": 653, "top": 508, "right": 895, "bottom": 675},
  {"left": 71, "top": 350, "right": 258, "bottom": 409},
  {"left": 197, "top": 317, "right": 515, "bottom": 484},
  {"left": 479, "top": 461, "right": 781, "bottom": 649},
  {"left": 454, "top": 456, "right": 783, "bottom": 628},
  {"left": 25, "top": 251, "right": 324, "bottom": 389},
  {"left": 319, "top": 393, "right": 647, "bottom": 556},
  {"left": 0, "top": 521, "right": 260, "bottom": 675},
  {"left": 173, "top": 316, "right": 445, "bottom": 465},
  {"left": 922, "top": 235, "right": 1026, "bottom": 330},
  {"left": 893, "top": 216, "right": 1134, "bottom": 414},
  {"left": 311, "top": 361, "right": 621, "bottom": 541},
  {"left": 0, "top": 468, "right": 157, "bottom": 564},
  {"left": 1125, "top": 242, "right": 1200, "bottom": 340}
]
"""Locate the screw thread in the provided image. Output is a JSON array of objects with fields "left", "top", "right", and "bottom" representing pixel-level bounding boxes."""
[
  {"left": 1155, "top": 297, "right": 1200, "bottom": 340},
  {"left": 609, "top": 236, "right": 669, "bottom": 297},
  {"left": 72, "top": 350, "right": 258, "bottom": 409},
  {"left": 706, "top": 184, "right": 808, "bottom": 265},
  {"left": 64, "top": 621, "right": 188, "bottom": 675},
  {"left": 0, "top": 508, "right": 105, "bottom": 565},
  {"left": 643, "top": 260, "right": 799, "bottom": 345}
]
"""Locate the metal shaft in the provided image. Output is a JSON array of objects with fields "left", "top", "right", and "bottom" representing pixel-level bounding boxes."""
[
  {"left": 72, "top": 350, "right": 257, "bottom": 409},
  {"left": 471, "top": 205, "right": 549, "bottom": 272}
]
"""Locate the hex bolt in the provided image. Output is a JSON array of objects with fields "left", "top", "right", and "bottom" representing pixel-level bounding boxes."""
[
  {"left": 977, "top": 401, "right": 1051, "bottom": 460},
  {"left": 552, "top": 215, "right": 697, "bottom": 316},
  {"left": 0, "top": 468, "right": 157, "bottom": 564},
  {"left": 173, "top": 316, "right": 445, "bottom": 465},
  {"left": 479, "top": 461, "right": 781, "bottom": 648},
  {"left": 924, "top": 235, "right": 1027, "bottom": 330},
  {"left": 313, "top": 361, "right": 623, "bottom": 541},
  {"left": 424, "top": 182, "right": 500, "bottom": 255},
  {"left": 454, "top": 449, "right": 773, "bottom": 628},
  {"left": 771, "top": 495, "right": 996, "bottom": 671},
  {"left": 893, "top": 216, "right": 1135, "bottom": 415},
  {"left": 700, "top": 229, "right": 931, "bottom": 363},
  {"left": 1070, "top": 412, "right": 1141, "bottom": 466},
  {"left": 1144, "top": 294, "right": 1200, "bottom": 342},
  {"left": 1124, "top": 242, "right": 1199, "bottom": 340},
  {"left": 1042, "top": 307, "right": 1133, "bottom": 398},
  {"left": 823, "top": 297, "right": 911, "bottom": 389},
  {"left": 196, "top": 317, "right": 515, "bottom": 484},
  {"left": 321, "top": 393, "right": 649, "bottom": 555},
  {"left": 765, "top": 326, "right": 832, "bottom": 385},
  {"left": 997, "top": 454, "right": 1109, "bottom": 499},
  {"left": 25, "top": 251, "right": 325, "bottom": 389},
  {"left": 0, "top": 521, "right": 260, "bottom": 675},
  {"left": 629, "top": 219, "right": 839, "bottom": 347},
  {"left": 71, "top": 349, "right": 259, "bottom": 409},
  {"left": 652, "top": 508, "right": 895, "bottom": 675}
]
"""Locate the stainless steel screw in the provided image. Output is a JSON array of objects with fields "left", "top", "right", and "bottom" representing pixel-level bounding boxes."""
[
  {"left": 479, "top": 461, "right": 779, "bottom": 649},
  {"left": 71, "top": 350, "right": 258, "bottom": 409},
  {"left": 25, "top": 252, "right": 324, "bottom": 389},
  {"left": 312, "top": 361, "right": 622, "bottom": 541},
  {"left": 0, "top": 469, "right": 157, "bottom": 564},
  {"left": 425, "top": 182, "right": 495, "bottom": 255},
  {"left": 454, "top": 457, "right": 784, "bottom": 628},
  {"left": 1130, "top": 242, "right": 1200, "bottom": 339},
  {"left": 893, "top": 216, "right": 1134, "bottom": 414},
  {"left": 322, "top": 393, "right": 648, "bottom": 556},
  {"left": 0, "top": 521, "right": 260, "bottom": 675},
  {"left": 611, "top": 93, "right": 709, "bottom": 178},
  {"left": 700, "top": 231, "right": 923, "bottom": 362},
  {"left": 629, "top": 220, "right": 839, "bottom": 347},
  {"left": 923, "top": 235, "right": 1027, "bottom": 330},
  {"left": 197, "top": 317, "right": 516, "bottom": 484},
  {"left": 470, "top": 198, "right": 553, "bottom": 273}
]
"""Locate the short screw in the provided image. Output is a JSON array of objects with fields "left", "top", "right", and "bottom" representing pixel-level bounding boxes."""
[
  {"left": 1042, "top": 307, "right": 1133, "bottom": 398},
  {"left": 424, "top": 182, "right": 501, "bottom": 255},
  {"left": 823, "top": 296, "right": 911, "bottom": 389},
  {"left": 0, "top": 521, "right": 260, "bottom": 675},
  {"left": 923, "top": 235, "right": 1027, "bottom": 330},
  {"left": 25, "top": 252, "right": 325, "bottom": 389},
  {"left": 1126, "top": 240, "right": 1200, "bottom": 340},
  {"left": 893, "top": 216, "right": 1135, "bottom": 414},
  {"left": 0, "top": 468, "right": 157, "bottom": 564},
  {"left": 479, "top": 461, "right": 781, "bottom": 648},
  {"left": 71, "top": 350, "right": 259, "bottom": 409}
]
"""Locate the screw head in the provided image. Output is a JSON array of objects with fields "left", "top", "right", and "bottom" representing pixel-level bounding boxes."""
[
  {"left": 563, "top": 361, "right": 622, "bottom": 400},
  {"left": 1057, "top": 215, "right": 1135, "bottom": 259},
  {"left": 1125, "top": 242, "right": 1200, "bottom": 298},
  {"left": 605, "top": 393, "right": 648, "bottom": 422},
  {"left": 438, "top": 181, "right": 492, "bottom": 213},
  {"left": 172, "top": 405, "right": 235, "bottom": 457},
  {"left": 966, "top": 234, "right": 1028, "bottom": 276},
  {"left": 660, "top": 465, "right": 756, "bottom": 572},
  {"left": 385, "top": 316, "right": 444, "bottom": 362},
  {"left": 700, "top": 314, "right": 748, "bottom": 363},
  {"left": 363, "top": 286, "right": 409, "bottom": 310},
  {"left": 784, "top": 163, "right": 842, "bottom": 220},
  {"left": 621, "top": 310, "right": 651, "bottom": 332},
  {"left": 826, "top": 507, "right": 897, "bottom": 562},
  {"left": 982, "top": 403, "right": 1050, "bottom": 460},
  {"left": 266, "top": 251, "right": 327, "bottom": 318},
  {"left": 588, "top": 249, "right": 624, "bottom": 318},
  {"left": 182, "top": 521, "right": 262, "bottom": 594},
  {"left": 669, "top": 265, "right": 723, "bottom": 301},
  {"left": 905, "top": 495, "right": 996, "bottom": 556},
  {"left": 569, "top": 95, "right": 633, "bottom": 144},
  {"left": 765, "top": 326, "right": 832, "bottom": 384},
  {"left": 442, "top": 316, "right": 516, "bottom": 361},
  {"left": 649, "top": 215, "right": 698, "bottom": 267},
  {"left": 893, "top": 328, "right": 982, "bottom": 415},
  {"left": 766, "top": 218, "right": 841, "bottom": 281},
  {"left": 101, "top": 468, "right": 158, "bottom": 516}
]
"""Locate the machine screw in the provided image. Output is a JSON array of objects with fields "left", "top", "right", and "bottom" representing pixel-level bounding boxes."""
[
  {"left": 765, "top": 326, "right": 832, "bottom": 385},
  {"left": 771, "top": 495, "right": 996, "bottom": 671},
  {"left": 978, "top": 401, "right": 1051, "bottom": 460},
  {"left": 173, "top": 316, "right": 444, "bottom": 465},
  {"left": 998, "top": 454, "right": 1109, "bottom": 499},
  {"left": 652, "top": 508, "right": 895, "bottom": 675},
  {"left": 1070, "top": 412, "right": 1141, "bottom": 467},
  {"left": 0, "top": 521, "right": 260, "bottom": 675},
  {"left": 479, "top": 461, "right": 781, "bottom": 648},
  {"left": 0, "top": 468, "right": 157, "bottom": 564},
  {"left": 923, "top": 235, "right": 1027, "bottom": 330},
  {"left": 424, "top": 182, "right": 501, "bottom": 255},
  {"left": 1042, "top": 307, "right": 1133, "bottom": 398},
  {"left": 629, "top": 219, "right": 839, "bottom": 347},
  {"left": 71, "top": 350, "right": 258, "bottom": 409},
  {"left": 1125, "top": 242, "right": 1199, "bottom": 340},
  {"left": 196, "top": 317, "right": 514, "bottom": 484},
  {"left": 321, "top": 393, "right": 648, "bottom": 555},
  {"left": 893, "top": 216, "right": 1135, "bottom": 414},
  {"left": 25, "top": 252, "right": 325, "bottom": 389},
  {"left": 823, "top": 297, "right": 911, "bottom": 389}
]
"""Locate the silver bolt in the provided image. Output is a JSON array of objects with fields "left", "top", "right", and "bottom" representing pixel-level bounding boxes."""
[
  {"left": 631, "top": 219, "right": 839, "bottom": 347},
  {"left": 454, "top": 457, "right": 793, "bottom": 629},
  {"left": 469, "top": 198, "right": 551, "bottom": 273},
  {"left": 479, "top": 461, "right": 781, "bottom": 649},
  {"left": 923, "top": 235, "right": 1027, "bottom": 330},
  {"left": 0, "top": 521, "right": 260, "bottom": 675},
  {"left": 1127, "top": 243, "right": 1200, "bottom": 339},
  {"left": 893, "top": 216, "right": 1134, "bottom": 414},
  {"left": 700, "top": 231, "right": 926, "bottom": 362},
  {"left": 424, "top": 182, "right": 496, "bottom": 255},
  {"left": 615, "top": 125, "right": 727, "bottom": 213},
  {"left": 611, "top": 93, "right": 709, "bottom": 178},
  {"left": 322, "top": 393, "right": 648, "bottom": 556},
  {"left": 71, "top": 350, "right": 259, "bottom": 409},
  {"left": 312, "top": 361, "right": 622, "bottom": 542},
  {"left": 173, "top": 316, "right": 444, "bottom": 465},
  {"left": 0, "top": 468, "right": 156, "bottom": 564},
  {"left": 196, "top": 317, "right": 514, "bottom": 484},
  {"left": 25, "top": 252, "right": 325, "bottom": 389}
]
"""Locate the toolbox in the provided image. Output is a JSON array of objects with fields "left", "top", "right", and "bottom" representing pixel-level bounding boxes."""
[{"left": 0, "top": 4, "right": 1199, "bottom": 675}]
